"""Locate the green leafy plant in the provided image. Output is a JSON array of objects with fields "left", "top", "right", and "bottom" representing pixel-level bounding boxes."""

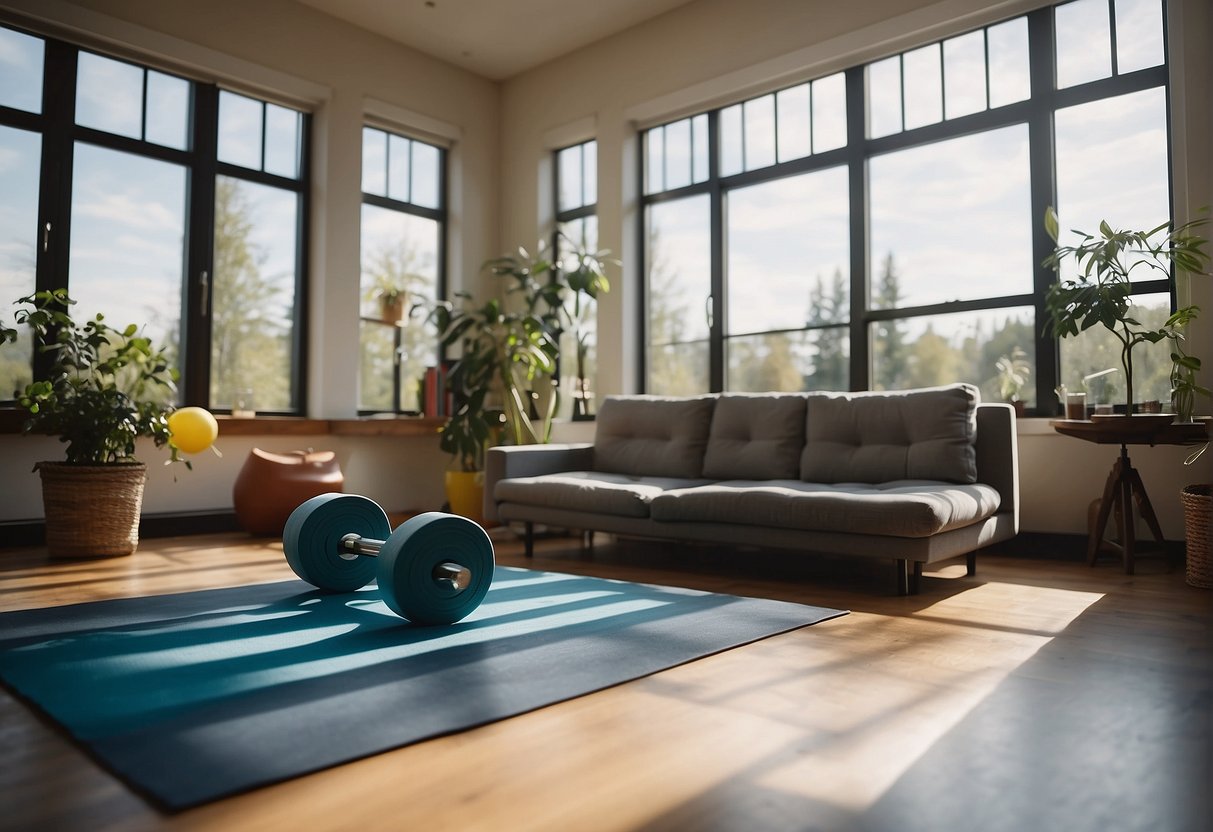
[
  {"left": 994, "top": 346, "right": 1031, "bottom": 402},
  {"left": 1043, "top": 208, "right": 1210, "bottom": 414},
  {"left": 5, "top": 290, "right": 187, "bottom": 465},
  {"left": 429, "top": 292, "right": 557, "bottom": 471}
]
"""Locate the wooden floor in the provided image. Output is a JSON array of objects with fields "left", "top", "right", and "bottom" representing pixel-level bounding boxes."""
[{"left": 0, "top": 531, "right": 1209, "bottom": 832}]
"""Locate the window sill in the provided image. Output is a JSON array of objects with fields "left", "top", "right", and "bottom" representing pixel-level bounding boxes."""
[{"left": 0, "top": 410, "right": 444, "bottom": 438}]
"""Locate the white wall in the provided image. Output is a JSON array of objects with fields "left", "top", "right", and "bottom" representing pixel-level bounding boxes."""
[{"left": 497, "top": 0, "right": 1213, "bottom": 537}]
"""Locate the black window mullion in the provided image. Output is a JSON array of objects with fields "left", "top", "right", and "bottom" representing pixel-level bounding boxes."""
[
  {"left": 183, "top": 83, "right": 218, "bottom": 406},
  {"left": 845, "top": 65, "right": 868, "bottom": 391},
  {"left": 708, "top": 111, "right": 724, "bottom": 392},
  {"left": 1027, "top": 6, "right": 1060, "bottom": 415},
  {"left": 292, "top": 110, "right": 312, "bottom": 413},
  {"left": 35, "top": 41, "right": 75, "bottom": 371},
  {"left": 1108, "top": 0, "right": 1119, "bottom": 77}
]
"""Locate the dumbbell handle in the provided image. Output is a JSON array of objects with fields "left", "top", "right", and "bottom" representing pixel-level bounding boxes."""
[{"left": 339, "top": 533, "right": 473, "bottom": 592}]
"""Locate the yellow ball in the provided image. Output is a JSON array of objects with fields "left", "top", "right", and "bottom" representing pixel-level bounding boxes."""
[{"left": 168, "top": 407, "right": 218, "bottom": 454}]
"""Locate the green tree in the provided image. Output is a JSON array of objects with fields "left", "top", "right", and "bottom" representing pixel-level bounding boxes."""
[
  {"left": 210, "top": 178, "right": 291, "bottom": 410},
  {"left": 871, "top": 252, "right": 909, "bottom": 389},
  {"left": 906, "top": 324, "right": 961, "bottom": 387},
  {"left": 646, "top": 226, "right": 706, "bottom": 395},
  {"left": 806, "top": 267, "right": 848, "bottom": 390}
]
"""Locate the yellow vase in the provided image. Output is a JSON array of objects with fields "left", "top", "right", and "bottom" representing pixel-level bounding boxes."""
[{"left": 444, "top": 470, "right": 485, "bottom": 525}]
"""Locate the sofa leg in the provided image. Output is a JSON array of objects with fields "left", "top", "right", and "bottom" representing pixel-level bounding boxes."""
[
  {"left": 524, "top": 522, "right": 534, "bottom": 558},
  {"left": 895, "top": 559, "right": 909, "bottom": 596},
  {"left": 911, "top": 561, "right": 923, "bottom": 595},
  {"left": 966, "top": 551, "right": 977, "bottom": 576}
]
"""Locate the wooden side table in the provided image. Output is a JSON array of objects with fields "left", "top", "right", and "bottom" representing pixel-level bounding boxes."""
[{"left": 1051, "top": 417, "right": 1210, "bottom": 573}]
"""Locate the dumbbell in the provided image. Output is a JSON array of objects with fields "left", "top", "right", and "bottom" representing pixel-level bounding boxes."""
[{"left": 282, "top": 493, "right": 494, "bottom": 625}]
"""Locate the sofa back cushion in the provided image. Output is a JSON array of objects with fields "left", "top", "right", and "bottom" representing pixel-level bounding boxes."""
[
  {"left": 800, "top": 384, "right": 979, "bottom": 484},
  {"left": 594, "top": 395, "right": 716, "bottom": 478},
  {"left": 702, "top": 394, "right": 807, "bottom": 480}
]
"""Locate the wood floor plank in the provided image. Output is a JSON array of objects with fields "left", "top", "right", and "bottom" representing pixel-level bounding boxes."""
[{"left": 0, "top": 532, "right": 1208, "bottom": 831}]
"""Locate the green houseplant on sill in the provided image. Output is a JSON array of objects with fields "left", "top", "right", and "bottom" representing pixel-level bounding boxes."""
[
  {"left": 1, "top": 290, "right": 214, "bottom": 558},
  {"left": 1042, "top": 207, "right": 1210, "bottom": 420}
]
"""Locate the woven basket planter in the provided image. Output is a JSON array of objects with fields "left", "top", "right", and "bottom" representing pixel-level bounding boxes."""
[
  {"left": 36, "top": 462, "right": 148, "bottom": 558},
  {"left": 1181, "top": 484, "right": 1212, "bottom": 589}
]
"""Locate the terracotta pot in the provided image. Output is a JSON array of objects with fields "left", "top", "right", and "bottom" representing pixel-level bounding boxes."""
[
  {"left": 37, "top": 462, "right": 147, "bottom": 558},
  {"left": 232, "top": 448, "right": 344, "bottom": 536}
]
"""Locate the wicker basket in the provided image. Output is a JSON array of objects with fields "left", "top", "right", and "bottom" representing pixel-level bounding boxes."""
[
  {"left": 36, "top": 462, "right": 148, "bottom": 558},
  {"left": 1181, "top": 484, "right": 1212, "bottom": 589}
]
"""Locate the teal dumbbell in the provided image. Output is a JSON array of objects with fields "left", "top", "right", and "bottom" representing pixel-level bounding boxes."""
[{"left": 282, "top": 493, "right": 494, "bottom": 625}]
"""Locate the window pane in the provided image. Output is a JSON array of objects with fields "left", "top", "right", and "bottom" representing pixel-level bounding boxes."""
[
  {"left": 871, "top": 307, "right": 1035, "bottom": 405},
  {"left": 1059, "top": 293, "right": 1171, "bottom": 407},
  {"left": 719, "top": 104, "right": 743, "bottom": 177},
  {"left": 691, "top": 115, "right": 708, "bottom": 183},
  {"left": 647, "top": 195, "right": 711, "bottom": 393},
  {"left": 987, "top": 17, "right": 1030, "bottom": 107},
  {"left": 665, "top": 117, "right": 692, "bottom": 191},
  {"left": 868, "top": 56, "right": 902, "bottom": 138},
  {"left": 411, "top": 142, "right": 440, "bottom": 209},
  {"left": 218, "top": 90, "right": 263, "bottom": 170},
  {"left": 776, "top": 83, "right": 811, "bottom": 162},
  {"left": 359, "top": 205, "right": 439, "bottom": 412},
  {"left": 812, "top": 73, "right": 847, "bottom": 152},
  {"left": 144, "top": 70, "right": 189, "bottom": 150},
  {"left": 944, "top": 31, "right": 986, "bottom": 119},
  {"left": 68, "top": 142, "right": 187, "bottom": 398},
  {"left": 388, "top": 134, "right": 411, "bottom": 202},
  {"left": 211, "top": 177, "right": 298, "bottom": 411},
  {"left": 264, "top": 104, "right": 300, "bottom": 179},
  {"left": 743, "top": 94, "right": 776, "bottom": 170},
  {"left": 583, "top": 140, "right": 598, "bottom": 204},
  {"left": 727, "top": 331, "right": 818, "bottom": 392},
  {"left": 1115, "top": 0, "right": 1164, "bottom": 73},
  {"left": 1055, "top": 0, "right": 1112, "bottom": 88},
  {"left": 358, "top": 321, "right": 395, "bottom": 412},
  {"left": 1054, "top": 89, "right": 1169, "bottom": 277},
  {"left": 903, "top": 43, "right": 942, "bottom": 130},
  {"left": 726, "top": 166, "right": 849, "bottom": 335},
  {"left": 870, "top": 125, "right": 1031, "bottom": 307},
  {"left": 76, "top": 52, "right": 142, "bottom": 140},
  {"left": 557, "top": 143, "right": 582, "bottom": 211},
  {"left": 0, "top": 125, "right": 41, "bottom": 398},
  {"left": 0, "top": 26, "right": 44, "bottom": 114},
  {"left": 361, "top": 127, "right": 387, "bottom": 196},
  {"left": 645, "top": 127, "right": 664, "bottom": 193}
]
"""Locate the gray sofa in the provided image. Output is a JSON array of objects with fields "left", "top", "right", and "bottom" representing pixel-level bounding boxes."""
[{"left": 484, "top": 384, "right": 1019, "bottom": 594}]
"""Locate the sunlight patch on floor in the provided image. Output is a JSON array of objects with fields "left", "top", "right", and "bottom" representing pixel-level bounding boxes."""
[{"left": 753, "top": 582, "right": 1104, "bottom": 812}]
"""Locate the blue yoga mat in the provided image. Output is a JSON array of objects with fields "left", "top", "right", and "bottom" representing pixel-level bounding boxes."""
[{"left": 0, "top": 566, "right": 845, "bottom": 811}]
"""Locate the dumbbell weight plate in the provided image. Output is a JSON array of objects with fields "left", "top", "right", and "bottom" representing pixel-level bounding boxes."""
[
  {"left": 377, "top": 512, "right": 495, "bottom": 625},
  {"left": 283, "top": 493, "right": 390, "bottom": 592}
]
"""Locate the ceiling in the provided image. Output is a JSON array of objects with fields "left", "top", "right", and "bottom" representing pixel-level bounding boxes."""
[{"left": 294, "top": 0, "right": 699, "bottom": 80}]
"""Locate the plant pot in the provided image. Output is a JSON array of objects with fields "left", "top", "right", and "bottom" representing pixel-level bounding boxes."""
[
  {"left": 445, "top": 470, "right": 485, "bottom": 525},
  {"left": 379, "top": 296, "right": 405, "bottom": 324},
  {"left": 1181, "top": 484, "right": 1211, "bottom": 589},
  {"left": 36, "top": 462, "right": 147, "bottom": 558}
]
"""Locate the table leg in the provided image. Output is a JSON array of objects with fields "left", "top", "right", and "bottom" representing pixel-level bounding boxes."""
[
  {"left": 1088, "top": 456, "right": 1123, "bottom": 566},
  {"left": 1118, "top": 447, "right": 1136, "bottom": 575},
  {"left": 1128, "top": 466, "right": 1166, "bottom": 545}
]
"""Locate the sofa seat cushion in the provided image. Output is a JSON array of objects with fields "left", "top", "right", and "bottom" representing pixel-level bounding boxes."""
[
  {"left": 703, "top": 394, "right": 807, "bottom": 480},
  {"left": 494, "top": 472, "right": 711, "bottom": 519},
  {"left": 649, "top": 479, "right": 1001, "bottom": 538},
  {"left": 801, "top": 384, "right": 979, "bottom": 484}
]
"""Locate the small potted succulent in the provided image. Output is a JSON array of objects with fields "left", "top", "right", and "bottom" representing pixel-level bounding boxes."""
[{"left": 1, "top": 290, "right": 215, "bottom": 557}]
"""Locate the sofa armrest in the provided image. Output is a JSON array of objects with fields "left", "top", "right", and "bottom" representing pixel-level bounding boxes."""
[
  {"left": 975, "top": 403, "right": 1019, "bottom": 532},
  {"left": 483, "top": 443, "right": 595, "bottom": 522}
]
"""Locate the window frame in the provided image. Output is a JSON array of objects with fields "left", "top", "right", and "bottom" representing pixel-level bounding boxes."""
[
  {"left": 638, "top": 0, "right": 1172, "bottom": 413},
  {"left": 552, "top": 139, "right": 599, "bottom": 420},
  {"left": 0, "top": 22, "right": 313, "bottom": 414}
]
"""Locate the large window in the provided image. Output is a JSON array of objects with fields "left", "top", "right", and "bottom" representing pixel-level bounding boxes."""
[
  {"left": 358, "top": 126, "right": 445, "bottom": 414},
  {"left": 554, "top": 139, "right": 598, "bottom": 418},
  {"left": 641, "top": 0, "right": 1171, "bottom": 412},
  {"left": 0, "top": 23, "right": 310, "bottom": 413}
]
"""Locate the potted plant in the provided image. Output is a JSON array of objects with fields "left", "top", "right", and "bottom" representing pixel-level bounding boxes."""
[
  {"left": 556, "top": 236, "right": 612, "bottom": 419},
  {"left": 1043, "top": 208, "right": 1210, "bottom": 417},
  {"left": 994, "top": 346, "right": 1030, "bottom": 416},
  {"left": 429, "top": 289, "right": 556, "bottom": 520},
  {"left": 1, "top": 290, "right": 211, "bottom": 557}
]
